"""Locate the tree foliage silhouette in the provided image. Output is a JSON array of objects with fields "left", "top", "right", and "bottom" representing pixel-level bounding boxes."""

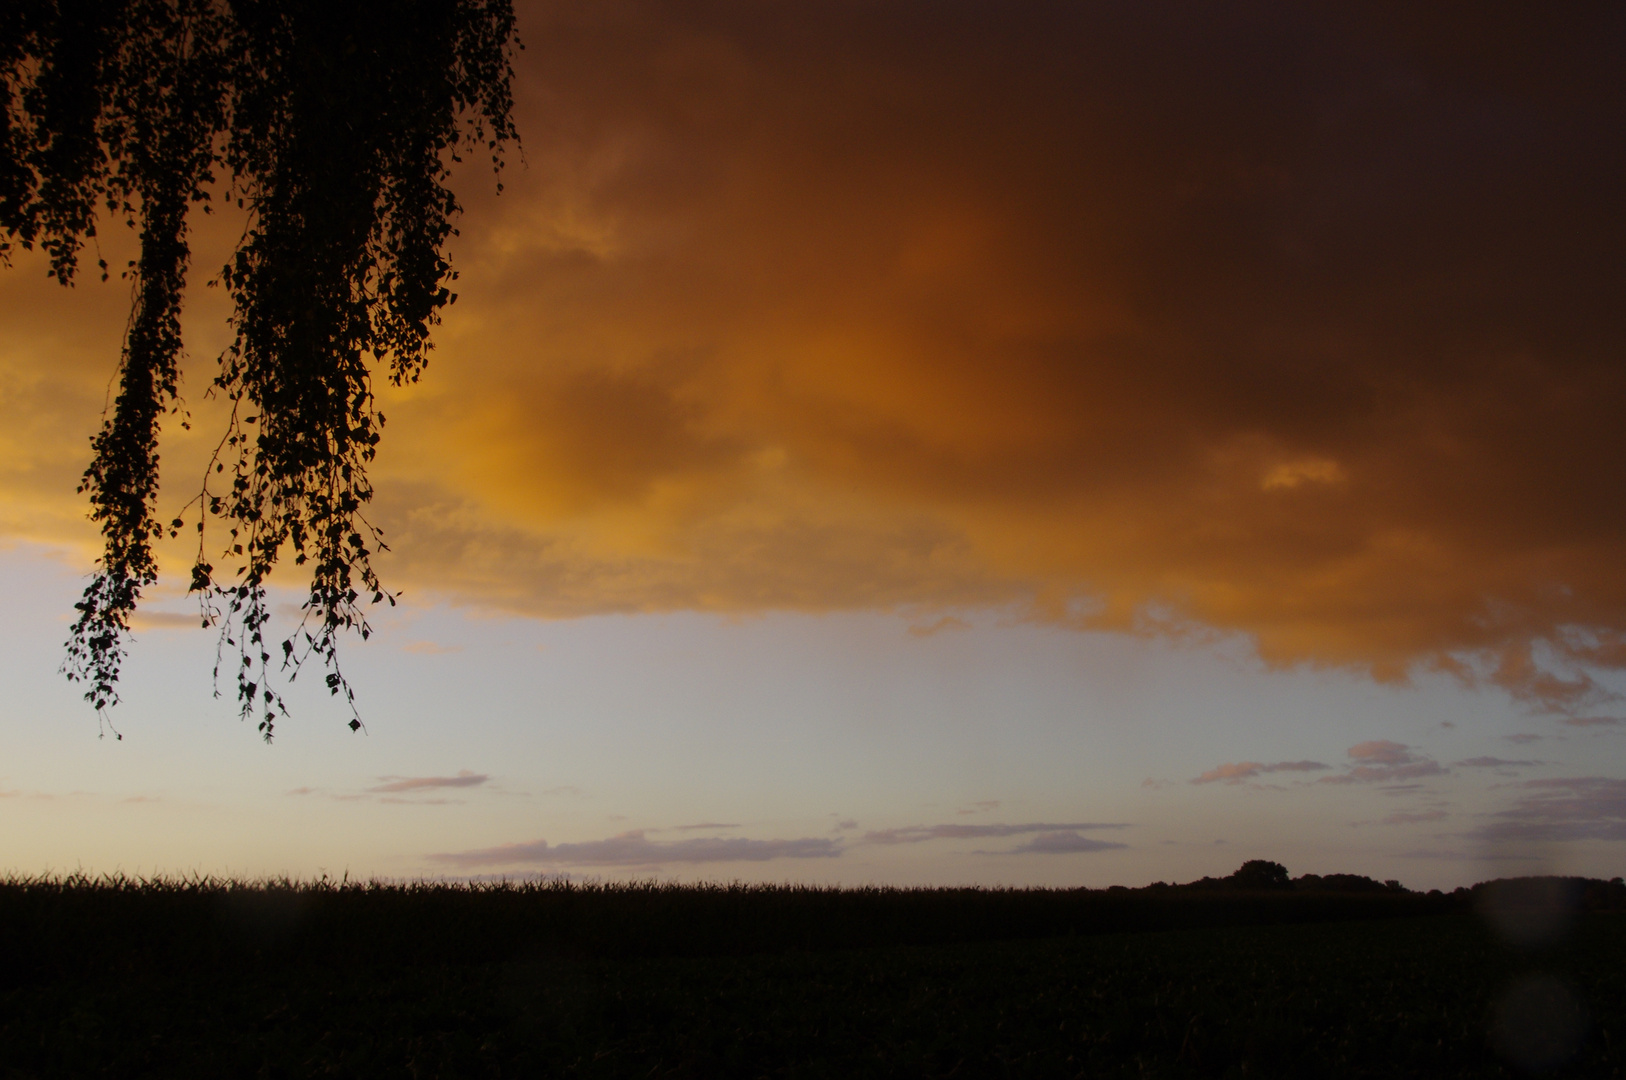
[
  {"left": 1230, "top": 860, "right": 1291, "bottom": 891},
  {"left": 2, "top": 0, "right": 518, "bottom": 738}
]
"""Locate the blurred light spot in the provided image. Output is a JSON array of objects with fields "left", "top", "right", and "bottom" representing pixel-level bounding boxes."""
[{"left": 1491, "top": 974, "right": 1586, "bottom": 1074}]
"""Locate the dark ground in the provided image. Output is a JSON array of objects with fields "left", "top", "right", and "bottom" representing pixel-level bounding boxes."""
[{"left": 1, "top": 873, "right": 1622, "bottom": 1077}]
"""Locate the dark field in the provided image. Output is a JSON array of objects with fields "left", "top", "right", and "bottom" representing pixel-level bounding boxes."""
[{"left": 2, "top": 875, "right": 1623, "bottom": 1078}]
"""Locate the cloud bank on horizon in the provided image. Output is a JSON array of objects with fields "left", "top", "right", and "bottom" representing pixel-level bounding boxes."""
[
  {"left": 862, "top": 822, "right": 1128, "bottom": 845},
  {"left": 2, "top": 1, "right": 1623, "bottom": 709},
  {"left": 435, "top": 820, "right": 1132, "bottom": 867},
  {"left": 432, "top": 830, "right": 845, "bottom": 868}
]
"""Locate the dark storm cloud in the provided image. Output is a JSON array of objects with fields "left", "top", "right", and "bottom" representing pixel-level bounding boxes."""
[
  {"left": 390, "top": 0, "right": 1626, "bottom": 702},
  {"left": 7, "top": 1, "right": 1625, "bottom": 705}
]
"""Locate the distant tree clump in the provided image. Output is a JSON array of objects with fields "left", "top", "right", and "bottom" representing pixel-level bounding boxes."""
[
  {"left": 1293, "top": 873, "right": 1400, "bottom": 895},
  {"left": 1, "top": 0, "right": 519, "bottom": 738},
  {"left": 1229, "top": 860, "right": 1291, "bottom": 890}
]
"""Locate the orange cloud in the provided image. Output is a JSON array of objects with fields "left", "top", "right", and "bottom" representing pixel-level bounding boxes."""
[{"left": 4, "top": 1, "right": 1624, "bottom": 706}]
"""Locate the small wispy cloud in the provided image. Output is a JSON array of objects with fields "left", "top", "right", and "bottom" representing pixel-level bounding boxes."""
[
  {"left": 402, "top": 640, "right": 464, "bottom": 655},
  {"left": 1470, "top": 777, "right": 1626, "bottom": 843},
  {"left": 981, "top": 831, "right": 1127, "bottom": 855},
  {"left": 1561, "top": 715, "right": 1623, "bottom": 728},
  {"left": 862, "top": 822, "right": 1127, "bottom": 845},
  {"left": 1349, "top": 741, "right": 1423, "bottom": 765},
  {"left": 1318, "top": 741, "right": 1446, "bottom": 784},
  {"left": 430, "top": 830, "right": 842, "bottom": 868},
  {"left": 956, "top": 800, "right": 1000, "bottom": 815},
  {"left": 668, "top": 822, "right": 740, "bottom": 831},
  {"left": 1395, "top": 849, "right": 1536, "bottom": 862},
  {"left": 1454, "top": 756, "right": 1542, "bottom": 769},
  {"left": 1261, "top": 457, "right": 1345, "bottom": 491},
  {"left": 907, "top": 615, "right": 970, "bottom": 638},
  {"left": 1488, "top": 643, "right": 1622, "bottom": 719},
  {"left": 1380, "top": 809, "right": 1448, "bottom": 825},
  {"left": 369, "top": 769, "right": 489, "bottom": 794},
  {"left": 128, "top": 610, "right": 205, "bottom": 631},
  {"left": 1191, "top": 760, "right": 1329, "bottom": 785}
]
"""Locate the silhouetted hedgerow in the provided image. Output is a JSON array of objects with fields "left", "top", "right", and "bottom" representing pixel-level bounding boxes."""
[
  {"left": 3, "top": 866, "right": 1626, "bottom": 1076},
  {"left": 6, "top": 864, "right": 1619, "bottom": 978}
]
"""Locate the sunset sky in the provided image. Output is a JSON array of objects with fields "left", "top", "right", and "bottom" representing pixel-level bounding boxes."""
[{"left": 3, "top": 0, "right": 1624, "bottom": 889}]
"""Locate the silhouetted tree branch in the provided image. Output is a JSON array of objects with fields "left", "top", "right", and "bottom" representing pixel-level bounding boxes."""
[{"left": 2, "top": 0, "right": 519, "bottom": 739}]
